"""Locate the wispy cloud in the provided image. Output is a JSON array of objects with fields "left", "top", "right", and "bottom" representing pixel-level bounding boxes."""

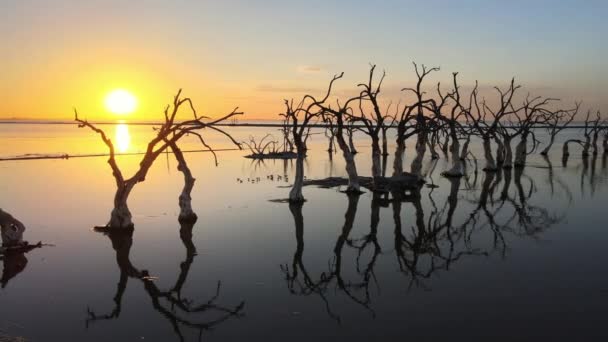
[
  {"left": 296, "top": 65, "right": 323, "bottom": 73},
  {"left": 255, "top": 84, "right": 319, "bottom": 93}
]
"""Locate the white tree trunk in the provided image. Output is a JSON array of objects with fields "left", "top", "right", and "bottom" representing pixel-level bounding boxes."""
[
  {"left": 443, "top": 137, "right": 463, "bottom": 177},
  {"left": 482, "top": 137, "right": 498, "bottom": 171},
  {"left": 108, "top": 181, "right": 136, "bottom": 229},
  {"left": 336, "top": 133, "right": 361, "bottom": 192},
  {"left": 392, "top": 140, "right": 406, "bottom": 177},
  {"left": 289, "top": 152, "right": 305, "bottom": 203},
  {"left": 410, "top": 132, "right": 427, "bottom": 179}
]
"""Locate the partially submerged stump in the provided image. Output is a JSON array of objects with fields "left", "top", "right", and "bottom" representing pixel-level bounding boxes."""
[
  {"left": 244, "top": 151, "right": 297, "bottom": 159},
  {"left": 303, "top": 172, "right": 424, "bottom": 194}
]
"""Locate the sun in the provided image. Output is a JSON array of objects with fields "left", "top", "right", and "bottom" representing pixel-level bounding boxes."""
[{"left": 105, "top": 89, "right": 137, "bottom": 115}]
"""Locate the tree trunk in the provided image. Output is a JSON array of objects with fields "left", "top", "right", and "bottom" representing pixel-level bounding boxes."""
[
  {"left": 371, "top": 136, "right": 382, "bottom": 181},
  {"left": 336, "top": 131, "right": 361, "bottom": 193},
  {"left": 460, "top": 136, "right": 471, "bottom": 160},
  {"left": 495, "top": 137, "right": 505, "bottom": 166},
  {"left": 582, "top": 136, "right": 591, "bottom": 157},
  {"left": 289, "top": 148, "right": 305, "bottom": 203},
  {"left": 442, "top": 136, "right": 463, "bottom": 177},
  {"left": 410, "top": 132, "right": 427, "bottom": 179},
  {"left": 482, "top": 137, "right": 498, "bottom": 172},
  {"left": 503, "top": 136, "right": 513, "bottom": 169},
  {"left": 514, "top": 134, "right": 527, "bottom": 168},
  {"left": 603, "top": 134, "right": 608, "bottom": 154},
  {"left": 348, "top": 130, "right": 357, "bottom": 154},
  {"left": 392, "top": 139, "right": 406, "bottom": 177},
  {"left": 381, "top": 129, "right": 389, "bottom": 156},
  {"left": 169, "top": 142, "right": 197, "bottom": 223},
  {"left": 109, "top": 182, "right": 136, "bottom": 229},
  {"left": 540, "top": 134, "right": 555, "bottom": 156}
]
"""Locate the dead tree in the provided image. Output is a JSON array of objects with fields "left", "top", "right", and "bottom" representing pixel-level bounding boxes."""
[
  {"left": 539, "top": 103, "right": 580, "bottom": 156},
  {"left": 512, "top": 96, "right": 554, "bottom": 168},
  {"left": 75, "top": 90, "right": 242, "bottom": 229},
  {"left": 315, "top": 74, "right": 364, "bottom": 193},
  {"left": 352, "top": 65, "right": 388, "bottom": 182},
  {"left": 281, "top": 86, "right": 327, "bottom": 202},
  {"left": 435, "top": 73, "right": 467, "bottom": 177},
  {"left": 581, "top": 111, "right": 601, "bottom": 157},
  {"left": 466, "top": 79, "right": 520, "bottom": 171},
  {"left": 392, "top": 101, "right": 418, "bottom": 177},
  {"left": 402, "top": 63, "right": 441, "bottom": 179}
]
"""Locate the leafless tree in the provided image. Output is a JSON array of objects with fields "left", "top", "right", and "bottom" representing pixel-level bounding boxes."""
[
  {"left": 539, "top": 102, "right": 580, "bottom": 156},
  {"left": 465, "top": 78, "right": 520, "bottom": 171},
  {"left": 75, "top": 90, "right": 242, "bottom": 229},
  {"left": 402, "top": 63, "right": 441, "bottom": 179},
  {"left": 511, "top": 95, "right": 554, "bottom": 168}
]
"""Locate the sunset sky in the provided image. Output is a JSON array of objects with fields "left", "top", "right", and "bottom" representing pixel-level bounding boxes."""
[{"left": 1, "top": 0, "right": 607, "bottom": 121}]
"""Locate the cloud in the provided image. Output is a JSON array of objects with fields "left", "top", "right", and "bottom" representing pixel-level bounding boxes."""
[
  {"left": 255, "top": 84, "right": 319, "bottom": 93},
  {"left": 296, "top": 65, "right": 323, "bottom": 73}
]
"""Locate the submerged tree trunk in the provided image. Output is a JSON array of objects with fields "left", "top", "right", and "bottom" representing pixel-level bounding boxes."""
[
  {"left": 442, "top": 136, "right": 463, "bottom": 177},
  {"left": 540, "top": 134, "right": 555, "bottom": 156},
  {"left": 109, "top": 181, "right": 136, "bottom": 229},
  {"left": 495, "top": 137, "right": 505, "bottom": 166},
  {"left": 348, "top": 130, "right": 358, "bottom": 154},
  {"left": 392, "top": 139, "right": 406, "bottom": 177},
  {"left": 381, "top": 129, "right": 389, "bottom": 156},
  {"left": 168, "top": 142, "right": 197, "bottom": 223},
  {"left": 289, "top": 144, "right": 306, "bottom": 203},
  {"left": 371, "top": 136, "right": 382, "bottom": 181},
  {"left": 410, "top": 132, "right": 427, "bottom": 179},
  {"left": 336, "top": 130, "right": 361, "bottom": 193},
  {"left": 482, "top": 137, "right": 498, "bottom": 172},
  {"left": 460, "top": 136, "right": 471, "bottom": 160},
  {"left": 503, "top": 136, "right": 513, "bottom": 169},
  {"left": 514, "top": 134, "right": 528, "bottom": 168}
]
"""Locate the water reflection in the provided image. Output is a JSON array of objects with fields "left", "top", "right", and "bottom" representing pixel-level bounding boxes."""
[
  {"left": 114, "top": 123, "right": 131, "bottom": 153},
  {"left": 86, "top": 220, "right": 245, "bottom": 341},
  {"left": 283, "top": 166, "right": 568, "bottom": 320}
]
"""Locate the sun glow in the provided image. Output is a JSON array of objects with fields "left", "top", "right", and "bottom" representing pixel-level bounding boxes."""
[
  {"left": 115, "top": 123, "right": 131, "bottom": 153},
  {"left": 105, "top": 89, "right": 137, "bottom": 115}
]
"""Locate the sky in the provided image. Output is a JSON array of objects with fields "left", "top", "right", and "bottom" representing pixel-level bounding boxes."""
[{"left": 1, "top": 0, "right": 607, "bottom": 121}]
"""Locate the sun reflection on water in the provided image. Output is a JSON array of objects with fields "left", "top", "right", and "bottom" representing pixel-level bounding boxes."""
[{"left": 115, "top": 123, "right": 131, "bottom": 153}]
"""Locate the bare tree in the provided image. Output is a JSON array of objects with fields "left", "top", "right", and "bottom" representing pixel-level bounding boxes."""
[
  {"left": 402, "top": 63, "right": 440, "bottom": 179},
  {"left": 465, "top": 79, "right": 520, "bottom": 171},
  {"left": 539, "top": 102, "right": 580, "bottom": 156},
  {"left": 352, "top": 65, "right": 389, "bottom": 182},
  {"left": 75, "top": 90, "right": 242, "bottom": 229},
  {"left": 512, "top": 96, "right": 554, "bottom": 168}
]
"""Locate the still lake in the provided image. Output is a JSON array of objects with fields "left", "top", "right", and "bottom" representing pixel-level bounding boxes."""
[{"left": 1, "top": 123, "right": 607, "bottom": 341}]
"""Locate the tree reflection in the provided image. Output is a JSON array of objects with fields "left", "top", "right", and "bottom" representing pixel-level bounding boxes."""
[
  {"left": 86, "top": 221, "right": 244, "bottom": 342},
  {"left": 282, "top": 165, "right": 566, "bottom": 321}
]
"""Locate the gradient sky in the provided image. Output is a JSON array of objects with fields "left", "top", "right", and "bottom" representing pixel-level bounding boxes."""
[{"left": 1, "top": 0, "right": 607, "bottom": 120}]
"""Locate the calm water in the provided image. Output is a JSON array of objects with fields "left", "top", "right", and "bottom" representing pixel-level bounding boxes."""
[{"left": 1, "top": 123, "right": 608, "bottom": 341}]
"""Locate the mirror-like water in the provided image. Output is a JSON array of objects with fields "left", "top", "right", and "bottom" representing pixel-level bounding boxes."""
[{"left": 1, "top": 124, "right": 607, "bottom": 341}]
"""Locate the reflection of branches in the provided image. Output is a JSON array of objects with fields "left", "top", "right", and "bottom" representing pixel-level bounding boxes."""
[
  {"left": 86, "top": 222, "right": 244, "bottom": 342},
  {"left": 281, "top": 194, "right": 377, "bottom": 322},
  {"left": 393, "top": 181, "right": 486, "bottom": 290}
]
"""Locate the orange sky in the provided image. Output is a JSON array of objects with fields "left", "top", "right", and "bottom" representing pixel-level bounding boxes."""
[{"left": 1, "top": 1, "right": 606, "bottom": 121}]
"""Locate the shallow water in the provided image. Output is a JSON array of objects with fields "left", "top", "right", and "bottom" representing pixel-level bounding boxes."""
[{"left": 1, "top": 123, "right": 607, "bottom": 341}]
